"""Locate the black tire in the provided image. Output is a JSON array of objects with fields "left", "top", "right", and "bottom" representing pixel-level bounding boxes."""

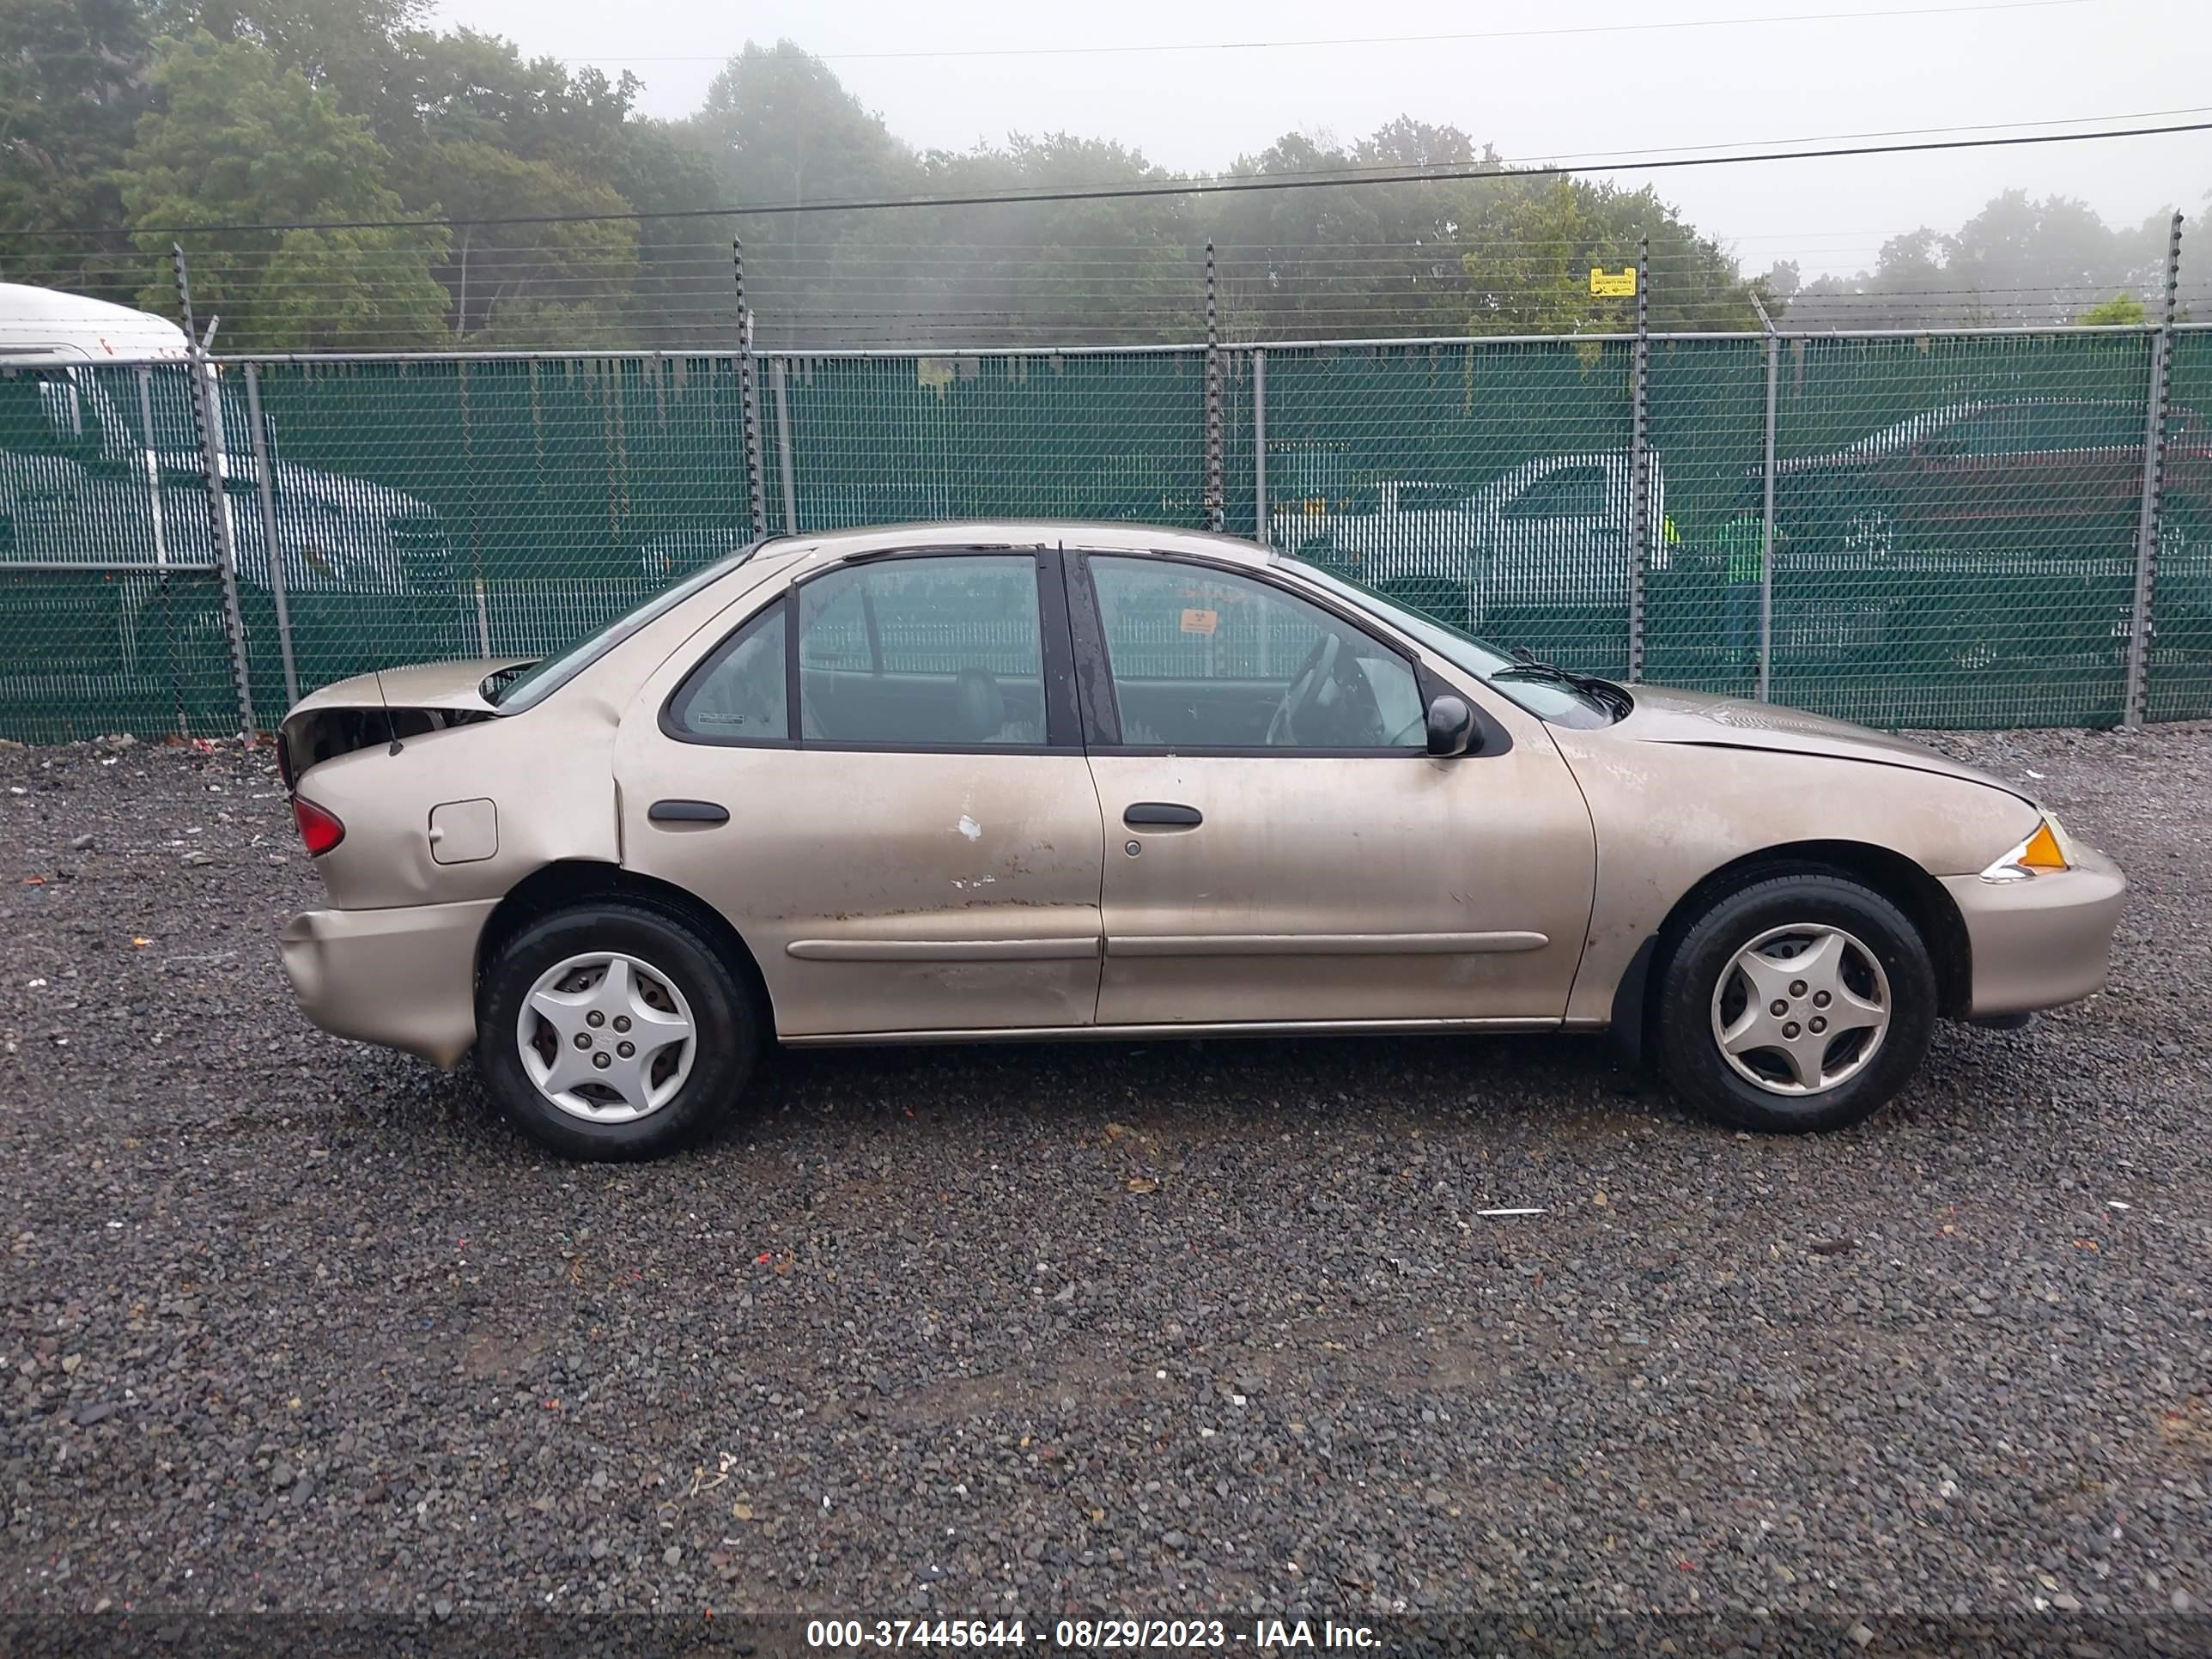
[
  {"left": 1655, "top": 872, "right": 1936, "bottom": 1134},
  {"left": 477, "top": 901, "right": 758, "bottom": 1160}
]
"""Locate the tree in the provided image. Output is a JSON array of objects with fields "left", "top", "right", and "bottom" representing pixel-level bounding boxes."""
[
  {"left": 394, "top": 28, "right": 642, "bottom": 182},
  {"left": 1946, "top": 191, "right": 2148, "bottom": 318},
  {"left": 2075, "top": 293, "right": 2146, "bottom": 325},
  {"left": 119, "top": 30, "right": 450, "bottom": 350},
  {"left": 1459, "top": 177, "right": 1770, "bottom": 336},
  {"left": 0, "top": 0, "right": 155, "bottom": 295},
  {"left": 149, "top": 0, "right": 423, "bottom": 142},
  {"left": 683, "top": 41, "right": 914, "bottom": 210},
  {"left": 416, "top": 139, "right": 638, "bottom": 343},
  {"left": 1462, "top": 179, "right": 1614, "bottom": 336},
  {"left": 1784, "top": 191, "right": 2172, "bottom": 329},
  {"left": 815, "top": 131, "right": 1198, "bottom": 347},
  {"left": 3, "top": 15, "right": 1822, "bottom": 349},
  {"left": 1209, "top": 124, "right": 1499, "bottom": 341}
]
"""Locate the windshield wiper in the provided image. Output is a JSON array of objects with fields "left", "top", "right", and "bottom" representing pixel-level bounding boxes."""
[{"left": 1495, "top": 647, "right": 1626, "bottom": 702}]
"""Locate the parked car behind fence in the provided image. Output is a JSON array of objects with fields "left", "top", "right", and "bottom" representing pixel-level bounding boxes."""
[
  {"left": 1270, "top": 452, "right": 1668, "bottom": 646},
  {"left": 0, "top": 285, "right": 465, "bottom": 731},
  {"left": 5, "top": 313, "right": 2211, "bottom": 741}
]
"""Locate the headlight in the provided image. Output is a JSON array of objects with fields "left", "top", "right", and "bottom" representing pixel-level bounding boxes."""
[{"left": 1979, "top": 813, "right": 2076, "bottom": 883}]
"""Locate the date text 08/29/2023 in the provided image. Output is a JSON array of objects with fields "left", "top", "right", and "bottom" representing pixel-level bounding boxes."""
[{"left": 805, "top": 1618, "right": 1382, "bottom": 1650}]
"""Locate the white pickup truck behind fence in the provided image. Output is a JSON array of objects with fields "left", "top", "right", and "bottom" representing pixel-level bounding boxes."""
[{"left": 1268, "top": 451, "right": 1668, "bottom": 624}]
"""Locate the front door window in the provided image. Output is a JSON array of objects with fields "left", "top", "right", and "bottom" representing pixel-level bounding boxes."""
[{"left": 1087, "top": 556, "right": 1425, "bottom": 750}]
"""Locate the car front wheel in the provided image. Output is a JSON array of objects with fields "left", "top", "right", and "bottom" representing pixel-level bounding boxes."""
[
  {"left": 1656, "top": 872, "right": 1936, "bottom": 1133},
  {"left": 477, "top": 901, "right": 758, "bottom": 1159}
]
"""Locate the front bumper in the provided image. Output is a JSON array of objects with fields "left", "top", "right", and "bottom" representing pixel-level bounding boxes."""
[
  {"left": 1941, "top": 845, "right": 2127, "bottom": 1018},
  {"left": 279, "top": 898, "right": 499, "bottom": 1068}
]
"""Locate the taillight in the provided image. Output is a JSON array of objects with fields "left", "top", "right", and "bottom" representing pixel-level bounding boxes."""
[{"left": 294, "top": 796, "right": 345, "bottom": 857}]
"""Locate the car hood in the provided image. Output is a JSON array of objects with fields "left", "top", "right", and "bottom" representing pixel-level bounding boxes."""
[
  {"left": 147, "top": 452, "right": 433, "bottom": 516},
  {"left": 1610, "top": 685, "right": 2027, "bottom": 799},
  {"left": 271, "top": 458, "right": 437, "bottom": 523}
]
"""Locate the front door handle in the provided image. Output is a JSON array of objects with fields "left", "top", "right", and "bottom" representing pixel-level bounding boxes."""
[
  {"left": 1124, "top": 802, "right": 1202, "bottom": 828},
  {"left": 647, "top": 799, "right": 729, "bottom": 824}
]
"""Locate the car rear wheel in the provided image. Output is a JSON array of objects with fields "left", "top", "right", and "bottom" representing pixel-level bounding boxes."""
[
  {"left": 477, "top": 902, "right": 757, "bottom": 1160},
  {"left": 1655, "top": 872, "right": 1936, "bottom": 1133}
]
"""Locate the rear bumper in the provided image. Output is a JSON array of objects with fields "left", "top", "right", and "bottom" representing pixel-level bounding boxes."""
[
  {"left": 278, "top": 898, "right": 498, "bottom": 1068},
  {"left": 1942, "top": 845, "right": 2127, "bottom": 1018}
]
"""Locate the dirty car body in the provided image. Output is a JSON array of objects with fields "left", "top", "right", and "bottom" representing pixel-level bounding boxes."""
[{"left": 276, "top": 521, "right": 2126, "bottom": 1158}]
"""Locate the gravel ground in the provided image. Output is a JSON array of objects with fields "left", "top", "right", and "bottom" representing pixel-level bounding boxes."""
[{"left": 0, "top": 721, "right": 2208, "bottom": 1643}]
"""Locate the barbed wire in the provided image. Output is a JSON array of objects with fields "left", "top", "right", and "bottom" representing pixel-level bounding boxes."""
[{"left": 3, "top": 227, "right": 2185, "bottom": 349}]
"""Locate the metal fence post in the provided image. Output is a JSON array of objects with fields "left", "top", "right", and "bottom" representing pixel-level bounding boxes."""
[
  {"left": 1626, "top": 237, "right": 1651, "bottom": 683},
  {"left": 1251, "top": 348, "right": 1268, "bottom": 546},
  {"left": 1202, "top": 242, "right": 1226, "bottom": 532},
  {"left": 1753, "top": 296, "right": 1781, "bottom": 705},
  {"left": 732, "top": 238, "right": 768, "bottom": 541},
  {"left": 240, "top": 366, "right": 298, "bottom": 708},
  {"left": 172, "top": 244, "right": 255, "bottom": 735},
  {"left": 771, "top": 356, "right": 801, "bottom": 534},
  {"left": 2125, "top": 211, "right": 2185, "bottom": 727}
]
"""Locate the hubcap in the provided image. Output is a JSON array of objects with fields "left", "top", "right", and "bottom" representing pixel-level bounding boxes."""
[
  {"left": 1710, "top": 923, "right": 1890, "bottom": 1097},
  {"left": 516, "top": 951, "right": 696, "bottom": 1123}
]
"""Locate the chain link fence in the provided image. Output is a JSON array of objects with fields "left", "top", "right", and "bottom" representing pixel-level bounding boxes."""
[{"left": 3, "top": 322, "right": 2210, "bottom": 742}]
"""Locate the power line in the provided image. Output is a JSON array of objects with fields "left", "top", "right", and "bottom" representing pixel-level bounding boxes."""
[
  {"left": 1515, "top": 104, "right": 2212, "bottom": 167},
  {"left": 557, "top": 0, "right": 2090, "bottom": 63},
  {"left": 15, "top": 117, "right": 2210, "bottom": 239}
]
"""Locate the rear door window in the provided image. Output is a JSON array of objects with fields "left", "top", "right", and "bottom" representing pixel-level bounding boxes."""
[
  {"left": 796, "top": 555, "right": 1048, "bottom": 747},
  {"left": 667, "top": 600, "right": 788, "bottom": 742}
]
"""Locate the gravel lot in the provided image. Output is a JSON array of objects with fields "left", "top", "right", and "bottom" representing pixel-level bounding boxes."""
[{"left": 1, "top": 721, "right": 2208, "bottom": 1644}]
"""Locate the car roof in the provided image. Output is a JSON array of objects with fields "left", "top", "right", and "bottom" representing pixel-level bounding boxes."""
[
  {"left": 0, "top": 283, "right": 191, "bottom": 361},
  {"left": 762, "top": 520, "right": 1276, "bottom": 575},
  {"left": 1814, "top": 397, "right": 2154, "bottom": 461}
]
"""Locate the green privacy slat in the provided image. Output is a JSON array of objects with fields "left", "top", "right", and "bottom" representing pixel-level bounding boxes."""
[
  {"left": 778, "top": 352, "right": 1209, "bottom": 530},
  {"left": 1761, "top": 332, "right": 2152, "bottom": 731},
  {"left": 0, "top": 362, "right": 244, "bottom": 740},
  {"left": 229, "top": 356, "right": 760, "bottom": 720},
  {"left": 1, "top": 337, "right": 2205, "bottom": 740},
  {"left": 1262, "top": 340, "right": 1637, "bottom": 678}
]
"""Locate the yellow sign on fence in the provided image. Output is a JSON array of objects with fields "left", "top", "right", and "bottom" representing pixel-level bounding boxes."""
[{"left": 1589, "top": 268, "right": 1638, "bottom": 298}]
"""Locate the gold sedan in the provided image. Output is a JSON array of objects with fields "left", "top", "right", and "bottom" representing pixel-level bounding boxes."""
[{"left": 276, "top": 523, "right": 2125, "bottom": 1159}]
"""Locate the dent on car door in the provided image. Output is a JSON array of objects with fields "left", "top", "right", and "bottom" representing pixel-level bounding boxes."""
[
  {"left": 613, "top": 549, "right": 1108, "bottom": 1038},
  {"left": 1075, "top": 552, "right": 1596, "bottom": 1028}
]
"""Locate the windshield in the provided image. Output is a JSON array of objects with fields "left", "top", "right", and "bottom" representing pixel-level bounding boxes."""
[
  {"left": 136, "top": 368, "right": 252, "bottom": 455},
  {"left": 1285, "top": 558, "right": 1625, "bottom": 726},
  {"left": 490, "top": 541, "right": 765, "bottom": 714}
]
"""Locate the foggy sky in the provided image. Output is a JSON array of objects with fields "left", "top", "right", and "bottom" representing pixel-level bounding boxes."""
[{"left": 428, "top": 0, "right": 2209, "bottom": 280}]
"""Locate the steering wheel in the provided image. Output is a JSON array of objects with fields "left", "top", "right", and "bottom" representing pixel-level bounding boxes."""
[{"left": 1265, "top": 631, "right": 1340, "bottom": 746}]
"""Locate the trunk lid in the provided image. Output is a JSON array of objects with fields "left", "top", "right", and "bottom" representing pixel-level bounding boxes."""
[{"left": 278, "top": 657, "right": 531, "bottom": 787}]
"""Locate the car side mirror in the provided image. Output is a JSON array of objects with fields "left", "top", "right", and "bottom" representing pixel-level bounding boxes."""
[{"left": 1425, "top": 693, "right": 1477, "bottom": 757}]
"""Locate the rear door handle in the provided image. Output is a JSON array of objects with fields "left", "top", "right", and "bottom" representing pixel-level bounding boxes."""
[
  {"left": 1124, "top": 802, "right": 1202, "bottom": 827},
  {"left": 647, "top": 799, "right": 729, "bottom": 824}
]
